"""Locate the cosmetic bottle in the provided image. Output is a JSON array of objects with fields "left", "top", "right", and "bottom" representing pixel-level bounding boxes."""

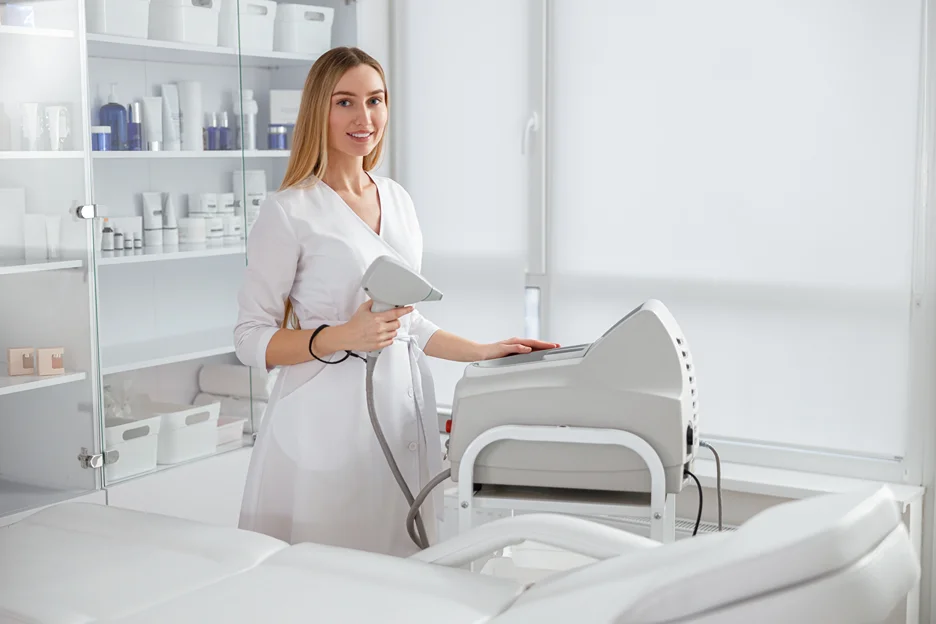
[
  {"left": 99, "top": 83, "right": 128, "bottom": 151},
  {"left": 101, "top": 219, "right": 114, "bottom": 252},
  {"left": 128, "top": 102, "right": 143, "bottom": 151},
  {"left": 134, "top": 232, "right": 142, "bottom": 249},
  {"left": 206, "top": 112, "right": 219, "bottom": 151},
  {"left": 163, "top": 195, "right": 179, "bottom": 245},
  {"left": 233, "top": 89, "right": 258, "bottom": 151},
  {"left": 219, "top": 111, "right": 232, "bottom": 150},
  {"left": 113, "top": 228, "right": 123, "bottom": 251}
]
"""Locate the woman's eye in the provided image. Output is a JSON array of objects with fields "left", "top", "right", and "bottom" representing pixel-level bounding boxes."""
[
  {"left": 337, "top": 100, "right": 350, "bottom": 107},
  {"left": 369, "top": 98, "right": 382, "bottom": 105}
]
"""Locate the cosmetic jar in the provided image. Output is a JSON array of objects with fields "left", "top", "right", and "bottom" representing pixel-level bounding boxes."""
[
  {"left": 91, "top": 126, "right": 112, "bottom": 151},
  {"left": 178, "top": 217, "right": 207, "bottom": 244},
  {"left": 268, "top": 124, "right": 288, "bottom": 150}
]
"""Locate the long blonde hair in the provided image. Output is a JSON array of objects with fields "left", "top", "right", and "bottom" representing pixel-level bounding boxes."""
[{"left": 279, "top": 47, "right": 390, "bottom": 330}]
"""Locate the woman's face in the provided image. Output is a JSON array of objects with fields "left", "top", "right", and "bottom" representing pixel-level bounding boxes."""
[{"left": 328, "top": 64, "right": 388, "bottom": 159}]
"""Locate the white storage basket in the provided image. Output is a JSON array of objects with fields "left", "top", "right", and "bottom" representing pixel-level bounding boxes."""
[
  {"left": 149, "top": 0, "right": 221, "bottom": 47},
  {"left": 217, "top": 416, "right": 247, "bottom": 446},
  {"left": 274, "top": 4, "right": 333, "bottom": 56},
  {"left": 86, "top": 0, "right": 151, "bottom": 39},
  {"left": 219, "top": 0, "right": 276, "bottom": 52},
  {"left": 137, "top": 399, "right": 221, "bottom": 465},
  {"left": 103, "top": 415, "right": 161, "bottom": 482}
]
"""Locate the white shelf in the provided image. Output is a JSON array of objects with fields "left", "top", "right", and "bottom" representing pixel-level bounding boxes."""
[
  {"left": 101, "top": 328, "right": 234, "bottom": 375},
  {"left": 0, "top": 25, "right": 75, "bottom": 39},
  {"left": 0, "top": 259, "right": 83, "bottom": 276},
  {"left": 0, "top": 151, "right": 83, "bottom": 160},
  {"left": 106, "top": 434, "right": 253, "bottom": 486},
  {"left": 86, "top": 34, "right": 319, "bottom": 69},
  {"left": 0, "top": 372, "right": 87, "bottom": 398},
  {"left": 93, "top": 150, "right": 289, "bottom": 160},
  {"left": 97, "top": 243, "right": 245, "bottom": 266}
]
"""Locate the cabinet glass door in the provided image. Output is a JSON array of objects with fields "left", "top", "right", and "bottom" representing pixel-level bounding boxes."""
[
  {"left": 83, "top": 0, "right": 295, "bottom": 485},
  {"left": 0, "top": 0, "right": 101, "bottom": 517}
]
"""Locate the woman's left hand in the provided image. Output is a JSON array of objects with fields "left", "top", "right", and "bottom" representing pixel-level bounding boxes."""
[{"left": 478, "top": 337, "right": 561, "bottom": 361}]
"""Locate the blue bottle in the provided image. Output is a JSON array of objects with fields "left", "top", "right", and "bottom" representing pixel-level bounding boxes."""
[
  {"left": 128, "top": 101, "right": 143, "bottom": 151},
  {"left": 99, "top": 84, "right": 128, "bottom": 151}
]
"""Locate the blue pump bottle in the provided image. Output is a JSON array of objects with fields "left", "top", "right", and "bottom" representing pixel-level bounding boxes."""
[{"left": 99, "top": 84, "right": 128, "bottom": 151}]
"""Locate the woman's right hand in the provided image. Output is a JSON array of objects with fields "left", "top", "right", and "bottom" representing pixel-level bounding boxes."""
[{"left": 333, "top": 300, "right": 414, "bottom": 352}]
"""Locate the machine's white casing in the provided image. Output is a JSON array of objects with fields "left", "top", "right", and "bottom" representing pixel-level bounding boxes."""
[{"left": 447, "top": 300, "right": 698, "bottom": 495}]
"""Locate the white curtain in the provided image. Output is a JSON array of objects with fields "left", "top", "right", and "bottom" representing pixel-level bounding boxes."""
[
  {"left": 548, "top": 0, "right": 921, "bottom": 456},
  {"left": 394, "top": 0, "right": 535, "bottom": 403}
]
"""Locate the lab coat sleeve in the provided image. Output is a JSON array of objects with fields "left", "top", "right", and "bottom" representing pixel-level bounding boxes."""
[
  {"left": 234, "top": 197, "right": 299, "bottom": 371},
  {"left": 409, "top": 308, "right": 440, "bottom": 351}
]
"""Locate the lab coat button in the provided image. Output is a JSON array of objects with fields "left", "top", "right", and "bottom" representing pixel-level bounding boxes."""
[
  {"left": 408, "top": 442, "right": 418, "bottom": 451},
  {"left": 407, "top": 387, "right": 414, "bottom": 398}
]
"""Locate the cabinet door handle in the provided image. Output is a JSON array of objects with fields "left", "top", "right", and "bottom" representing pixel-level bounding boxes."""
[{"left": 75, "top": 204, "right": 98, "bottom": 220}]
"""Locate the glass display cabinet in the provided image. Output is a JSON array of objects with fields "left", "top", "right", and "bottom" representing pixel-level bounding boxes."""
[{"left": 0, "top": 0, "right": 357, "bottom": 521}]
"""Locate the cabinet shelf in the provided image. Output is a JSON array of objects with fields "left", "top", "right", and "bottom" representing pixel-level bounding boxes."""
[
  {"left": 92, "top": 150, "right": 290, "bottom": 160},
  {"left": 0, "top": 151, "right": 83, "bottom": 160},
  {"left": 97, "top": 243, "right": 246, "bottom": 266},
  {"left": 0, "top": 25, "right": 75, "bottom": 39},
  {"left": 0, "top": 259, "right": 83, "bottom": 276},
  {"left": 106, "top": 434, "right": 252, "bottom": 486},
  {"left": 86, "top": 34, "right": 319, "bottom": 69},
  {"left": 101, "top": 328, "right": 235, "bottom": 375},
  {"left": 0, "top": 372, "right": 87, "bottom": 398}
]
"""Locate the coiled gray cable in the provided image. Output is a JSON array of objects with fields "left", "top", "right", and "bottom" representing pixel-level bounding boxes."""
[{"left": 365, "top": 354, "right": 430, "bottom": 548}]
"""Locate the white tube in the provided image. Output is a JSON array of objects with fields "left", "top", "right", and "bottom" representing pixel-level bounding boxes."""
[
  {"left": 142, "top": 192, "right": 164, "bottom": 247},
  {"left": 163, "top": 194, "right": 179, "bottom": 245},
  {"left": 142, "top": 96, "right": 163, "bottom": 151},
  {"left": 160, "top": 84, "right": 181, "bottom": 151},
  {"left": 177, "top": 81, "right": 203, "bottom": 152}
]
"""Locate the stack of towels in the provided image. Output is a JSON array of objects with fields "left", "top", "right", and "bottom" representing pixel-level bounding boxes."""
[{"left": 193, "top": 364, "right": 277, "bottom": 434}]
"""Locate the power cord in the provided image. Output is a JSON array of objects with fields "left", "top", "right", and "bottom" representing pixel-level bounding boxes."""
[
  {"left": 684, "top": 469, "right": 703, "bottom": 536},
  {"left": 699, "top": 440, "right": 723, "bottom": 531}
]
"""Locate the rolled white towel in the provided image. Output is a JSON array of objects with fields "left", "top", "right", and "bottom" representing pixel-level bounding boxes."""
[
  {"left": 194, "top": 393, "right": 267, "bottom": 434},
  {"left": 198, "top": 364, "right": 277, "bottom": 400}
]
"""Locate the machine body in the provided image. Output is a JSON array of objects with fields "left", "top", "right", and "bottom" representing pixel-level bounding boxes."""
[{"left": 447, "top": 299, "right": 699, "bottom": 495}]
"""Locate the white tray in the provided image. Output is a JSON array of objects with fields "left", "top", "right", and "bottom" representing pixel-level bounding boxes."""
[
  {"left": 103, "top": 415, "right": 161, "bottom": 481},
  {"left": 217, "top": 416, "right": 247, "bottom": 446},
  {"left": 136, "top": 399, "right": 220, "bottom": 465}
]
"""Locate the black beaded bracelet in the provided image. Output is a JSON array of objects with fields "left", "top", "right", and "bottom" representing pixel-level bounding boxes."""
[{"left": 308, "top": 324, "right": 363, "bottom": 364}]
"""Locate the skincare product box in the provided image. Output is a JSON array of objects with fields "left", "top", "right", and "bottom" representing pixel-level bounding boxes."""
[
  {"left": 37, "top": 347, "right": 64, "bottom": 376},
  {"left": 7, "top": 348, "right": 35, "bottom": 376},
  {"left": 269, "top": 90, "right": 302, "bottom": 126}
]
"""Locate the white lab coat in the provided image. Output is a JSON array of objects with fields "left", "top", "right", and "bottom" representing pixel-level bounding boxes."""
[{"left": 233, "top": 174, "right": 444, "bottom": 557}]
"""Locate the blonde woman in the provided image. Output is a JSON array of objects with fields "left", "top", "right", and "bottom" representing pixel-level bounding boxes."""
[{"left": 234, "top": 47, "right": 557, "bottom": 557}]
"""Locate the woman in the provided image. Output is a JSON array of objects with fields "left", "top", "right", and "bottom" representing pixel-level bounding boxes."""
[{"left": 234, "top": 47, "right": 557, "bottom": 557}]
